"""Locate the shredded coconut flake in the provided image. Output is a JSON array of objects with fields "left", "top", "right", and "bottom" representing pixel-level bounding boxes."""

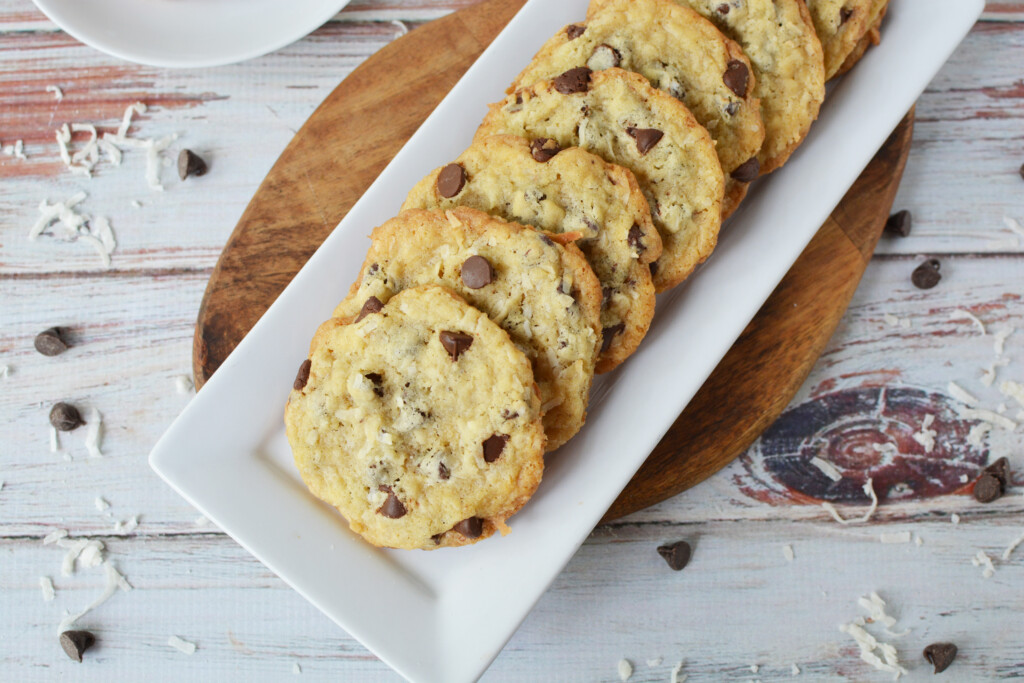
[
  {"left": 914, "top": 535, "right": 924, "bottom": 546},
  {"left": 750, "top": 664, "right": 760, "bottom": 673},
  {"left": 646, "top": 657, "right": 663, "bottom": 667},
  {"left": 912, "top": 414, "right": 937, "bottom": 453},
  {"left": 0, "top": 364, "right": 9, "bottom": 379},
  {"left": 839, "top": 620, "right": 907, "bottom": 680},
  {"left": 947, "top": 381, "right": 979, "bottom": 406},
  {"left": 981, "top": 359, "right": 1008, "bottom": 387},
  {"left": 49, "top": 426, "right": 60, "bottom": 453},
  {"left": 13, "top": 139, "right": 26, "bottom": 159},
  {"left": 175, "top": 375, "right": 194, "bottom": 395},
  {"left": 84, "top": 406, "right": 104, "bottom": 457},
  {"left": 671, "top": 661, "right": 687, "bottom": 683},
  {"left": 994, "top": 327, "right": 1015, "bottom": 356},
  {"left": 951, "top": 513, "right": 961, "bottom": 525},
  {"left": 967, "top": 422, "right": 992, "bottom": 448},
  {"left": 293, "top": 662, "right": 302, "bottom": 674},
  {"left": 1005, "top": 215, "right": 1024, "bottom": 238},
  {"left": 168, "top": 635, "right": 197, "bottom": 655},
  {"left": 822, "top": 479, "right": 878, "bottom": 525},
  {"left": 94, "top": 496, "right": 110, "bottom": 512},
  {"left": 880, "top": 531, "right": 912, "bottom": 545},
  {"left": 194, "top": 515, "right": 210, "bottom": 527},
  {"left": 810, "top": 457, "right": 843, "bottom": 481},
  {"left": 40, "top": 576, "right": 55, "bottom": 602},
  {"left": 972, "top": 550, "right": 996, "bottom": 579},
  {"left": 114, "top": 516, "right": 139, "bottom": 535},
  {"left": 958, "top": 406, "right": 1017, "bottom": 431},
  {"left": 58, "top": 561, "right": 132, "bottom": 633},
  {"left": 949, "top": 309, "right": 986, "bottom": 335},
  {"left": 783, "top": 544, "right": 795, "bottom": 561},
  {"left": 858, "top": 592, "right": 909, "bottom": 637},
  {"left": 792, "top": 664, "right": 801, "bottom": 676},
  {"left": 618, "top": 658, "right": 633, "bottom": 681},
  {"left": 999, "top": 380, "right": 1024, "bottom": 410},
  {"left": 883, "top": 313, "right": 899, "bottom": 327},
  {"left": 46, "top": 84, "right": 63, "bottom": 101},
  {"left": 43, "top": 529, "right": 68, "bottom": 545}
]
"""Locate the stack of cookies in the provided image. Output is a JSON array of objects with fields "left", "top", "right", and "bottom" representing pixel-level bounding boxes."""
[{"left": 285, "top": 0, "right": 889, "bottom": 550}]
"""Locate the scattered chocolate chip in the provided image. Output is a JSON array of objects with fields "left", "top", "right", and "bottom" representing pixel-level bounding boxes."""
[
  {"left": 602, "top": 286, "right": 613, "bottom": 303},
  {"left": 649, "top": 261, "right": 659, "bottom": 277},
  {"left": 501, "top": 409, "right": 519, "bottom": 420},
  {"left": 49, "top": 402, "right": 84, "bottom": 432},
  {"left": 984, "top": 457, "right": 1010, "bottom": 489},
  {"left": 725, "top": 101, "right": 740, "bottom": 116},
  {"left": 885, "top": 209, "right": 913, "bottom": 238},
  {"left": 530, "top": 137, "right": 561, "bottom": 162},
  {"left": 453, "top": 517, "right": 483, "bottom": 538},
  {"left": 716, "top": 3, "right": 730, "bottom": 14},
  {"left": 723, "top": 59, "right": 749, "bottom": 98},
  {"left": 730, "top": 157, "right": 760, "bottom": 183},
  {"left": 626, "top": 127, "right": 664, "bottom": 155},
  {"left": 293, "top": 359, "right": 312, "bottom": 391},
  {"left": 377, "top": 486, "right": 407, "bottom": 519},
  {"left": 438, "top": 463, "right": 450, "bottom": 480},
  {"left": 60, "top": 630, "right": 95, "bottom": 662},
  {"left": 437, "top": 163, "right": 466, "bottom": 198},
  {"left": 973, "top": 473, "right": 1003, "bottom": 503},
  {"left": 554, "top": 67, "right": 592, "bottom": 95},
  {"left": 923, "top": 642, "right": 957, "bottom": 674},
  {"left": 482, "top": 434, "right": 509, "bottom": 463},
  {"left": 911, "top": 259, "right": 942, "bottom": 290},
  {"left": 355, "top": 296, "right": 384, "bottom": 322},
  {"left": 540, "top": 234, "right": 555, "bottom": 247},
  {"left": 34, "top": 327, "right": 68, "bottom": 357},
  {"left": 587, "top": 44, "right": 621, "bottom": 71},
  {"left": 439, "top": 331, "right": 473, "bottom": 361},
  {"left": 177, "top": 149, "right": 207, "bottom": 180},
  {"left": 367, "top": 262, "right": 379, "bottom": 275},
  {"left": 627, "top": 224, "right": 646, "bottom": 254},
  {"left": 657, "top": 540, "right": 692, "bottom": 571},
  {"left": 602, "top": 324, "right": 625, "bottom": 353},
  {"left": 365, "top": 372, "right": 384, "bottom": 397},
  {"left": 840, "top": 7, "right": 854, "bottom": 24},
  {"left": 461, "top": 255, "right": 493, "bottom": 289},
  {"left": 431, "top": 533, "right": 444, "bottom": 544}
]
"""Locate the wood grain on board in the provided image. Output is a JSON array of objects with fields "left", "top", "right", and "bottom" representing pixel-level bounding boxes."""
[{"left": 191, "top": 0, "right": 913, "bottom": 521}]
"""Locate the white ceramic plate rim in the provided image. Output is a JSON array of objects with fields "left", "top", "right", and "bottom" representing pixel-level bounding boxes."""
[
  {"left": 30, "top": 0, "right": 351, "bottom": 68},
  {"left": 150, "top": 1, "right": 983, "bottom": 681}
]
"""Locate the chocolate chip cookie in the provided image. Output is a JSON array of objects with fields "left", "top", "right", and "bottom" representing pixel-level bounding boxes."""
[
  {"left": 402, "top": 135, "right": 660, "bottom": 373},
  {"left": 286, "top": 285, "right": 545, "bottom": 550},
  {"left": 333, "top": 207, "right": 603, "bottom": 451},
  {"left": 477, "top": 67, "right": 724, "bottom": 292},
  {"left": 809, "top": 0, "right": 888, "bottom": 79},
  {"left": 632, "top": 0, "right": 825, "bottom": 174},
  {"left": 512, "top": 0, "right": 764, "bottom": 217}
]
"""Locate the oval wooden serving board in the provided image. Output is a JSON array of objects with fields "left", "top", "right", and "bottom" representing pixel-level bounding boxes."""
[{"left": 192, "top": 0, "right": 914, "bottom": 523}]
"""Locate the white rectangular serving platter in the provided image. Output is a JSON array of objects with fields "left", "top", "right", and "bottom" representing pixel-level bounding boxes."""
[{"left": 150, "top": 2, "right": 984, "bottom": 681}]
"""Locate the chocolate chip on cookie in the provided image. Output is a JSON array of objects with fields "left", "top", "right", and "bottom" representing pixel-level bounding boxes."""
[
  {"left": 840, "top": 7, "right": 854, "bottom": 24},
  {"left": 377, "top": 486, "right": 407, "bottom": 519},
  {"left": 293, "top": 359, "right": 312, "bottom": 391},
  {"left": 437, "top": 163, "right": 466, "bottom": 198},
  {"left": 730, "top": 157, "right": 760, "bottom": 183},
  {"left": 461, "top": 255, "right": 493, "bottom": 289},
  {"left": 365, "top": 372, "right": 384, "bottom": 397},
  {"left": 923, "top": 642, "right": 957, "bottom": 674},
  {"left": 554, "top": 67, "right": 592, "bottom": 94},
  {"left": 587, "top": 44, "right": 621, "bottom": 71},
  {"left": 355, "top": 296, "right": 384, "bottom": 322},
  {"left": 439, "top": 331, "right": 473, "bottom": 361},
  {"left": 602, "top": 324, "right": 625, "bottom": 353},
  {"left": 724, "top": 60, "right": 750, "bottom": 98},
  {"left": 438, "top": 462, "right": 450, "bottom": 480},
  {"left": 530, "top": 137, "right": 561, "bottom": 162},
  {"left": 626, "top": 127, "right": 664, "bottom": 155},
  {"left": 567, "top": 24, "right": 586, "bottom": 40},
  {"left": 34, "top": 327, "right": 69, "bottom": 357},
  {"left": 715, "top": 3, "right": 730, "bottom": 15},
  {"left": 483, "top": 434, "right": 509, "bottom": 463},
  {"left": 49, "top": 402, "right": 84, "bottom": 432},
  {"left": 453, "top": 517, "right": 483, "bottom": 538},
  {"left": 627, "top": 224, "right": 646, "bottom": 254},
  {"left": 911, "top": 259, "right": 942, "bottom": 290}
]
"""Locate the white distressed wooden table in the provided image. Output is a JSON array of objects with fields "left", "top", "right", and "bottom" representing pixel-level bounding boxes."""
[{"left": 1, "top": 1, "right": 1022, "bottom": 681}]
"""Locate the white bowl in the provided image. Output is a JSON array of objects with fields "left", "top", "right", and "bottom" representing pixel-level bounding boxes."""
[{"left": 31, "top": 0, "right": 351, "bottom": 68}]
